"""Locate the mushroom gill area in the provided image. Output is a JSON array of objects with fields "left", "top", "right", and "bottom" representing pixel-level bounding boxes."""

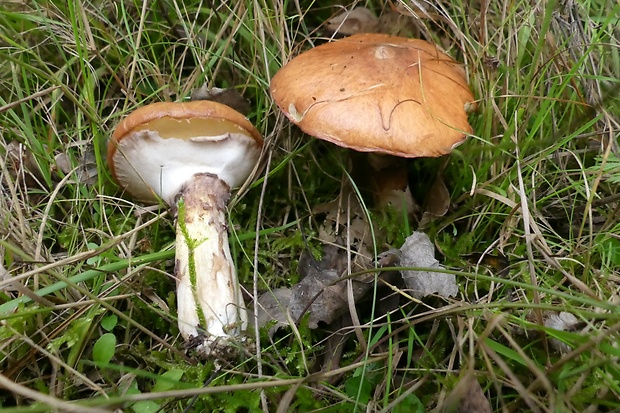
[
  {"left": 133, "top": 117, "right": 252, "bottom": 140},
  {"left": 111, "top": 129, "right": 261, "bottom": 205}
]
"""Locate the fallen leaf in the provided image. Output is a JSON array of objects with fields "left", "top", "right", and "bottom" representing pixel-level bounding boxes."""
[
  {"left": 324, "top": 7, "right": 379, "bottom": 37},
  {"left": 290, "top": 249, "right": 364, "bottom": 328},
  {"left": 190, "top": 84, "right": 251, "bottom": 116},
  {"left": 255, "top": 246, "right": 372, "bottom": 332},
  {"left": 255, "top": 288, "right": 292, "bottom": 339},
  {"left": 375, "top": 248, "right": 402, "bottom": 268},
  {"left": 78, "top": 148, "right": 98, "bottom": 185},
  {"left": 321, "top": 315, "right": 352, "bottom": 377},
  {"left": 324, "top": 6, "right": 421, "bottom": 38},
  {"left": 313, "top": 188, "right": 376, "bottom": 272},
  {"left": 54, "top": 152, "right": 72, "bottom": 175},
  {"left": 464, "top": 252, "right": 511, "bottom": 277},
  {"left": 256, "top": 232, "right": 457, "bottom": 336},
  {"left": 377, "top": 4, "right": 423, "bottom": 38},
  {"left": 5, "top": 140, "right": 45, "bottom": 189},
  {"left": 419, "top": 175, "right": 451, "bottom": 227},
  {"left": 54, "top": 147, "right": 98, "bottom": 185},
  {"left": 444, "top": 372, "right": 492, "bottom": 413},
  {"left": 544, "top": 311, "right": 582, "bottom": 353},
  {"left": 289, "top": 267, "right": 345, "bottom": 328},
  {"left": 514, "top": 310, "right": 585, "bottom": 354},
  {"left": 388, "top": 1, "right": 442, "bottom": 21},
  {"left": 300, "top": 242, "right": 348, "bottom": 275},
  {"left": 399, "top": 232, "right": 458, "bottom": 299}
]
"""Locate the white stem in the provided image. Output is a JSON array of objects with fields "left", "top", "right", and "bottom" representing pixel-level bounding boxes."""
[{"left": 174, "top": 173, "right": 247, "bottom": 355}]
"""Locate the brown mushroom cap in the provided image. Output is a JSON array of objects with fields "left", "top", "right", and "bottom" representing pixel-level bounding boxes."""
[
  {"left": 270, "top": 33, "right": 475, "bottom": 157},
  {"left": 108, "top": 100, "right": 263, "bottom": 204}
]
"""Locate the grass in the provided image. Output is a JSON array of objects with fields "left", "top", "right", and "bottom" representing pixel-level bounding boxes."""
[{"left": 0, "top": 0, "right": 619, "bottom": 411}]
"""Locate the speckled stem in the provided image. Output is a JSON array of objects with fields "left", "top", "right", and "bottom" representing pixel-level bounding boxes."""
[{"left": 174, "top": 173, "right": 247, "bottom": 355}]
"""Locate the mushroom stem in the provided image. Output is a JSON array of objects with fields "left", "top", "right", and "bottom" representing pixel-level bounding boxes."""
[
  {"left": 174, "top": 172, "right": 247, "bottom": 355},
  {"left": 367, "top": 154, "right": 415, "bottom": 216}
]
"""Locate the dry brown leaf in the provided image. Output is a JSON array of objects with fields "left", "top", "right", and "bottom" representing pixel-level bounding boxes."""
[
  {"left": 370, "top": 155, "right": 415, "bottom": 216},
  {"left": 54, "top": 148, "right": 98, "bottom": 185},
  {"left": 465, "top": 252, "right": 511, "bottom": 277},
  {"left": 314, "top": 191, "right": 376, "bottom": 272},
  {"left": 78, "top": 149, "right": 98, "bottom": 185},
  {"left": 324, "top": 6, "right": 421, "bottom": 38},
  {"left": 190, "top": 84, "right": 251, "bottom": 116},
  {"left": 544, "top": 311, "right": 582, "bottom": 353},
  {"left": 389, "top": 1, "right": 442, "bottom": 21},
  {"left": 324, "top": 7, "right": 379, "bottom": 37},
  {"left": 321, "top": 315, "right": 353, "bottom": 376},
  {"left": 289, "top": 266, "right": 344, "bottom": 328},
  {"left": 420, "top": 175, "right": 451, "bottom": 227},
  {"left": 378, "top": 4, "right": 424, "bottom": 37},
  {"left": 290, "top": 249, "right": 369, "bottom": 328},
  {"left": 514, "top": 310, "right": 584, "bottom": 354},
  {"left": 54, "top": 152, "right": 72, "bottom": 175},
  {"left": 444, "top": 373, "right": 492, "bottom": 413},
  {"left": 5, "top": 140, "right": 45, "bottom": 189},
  {"left": 315, "top": 198, "right": 369, "bottom": 243},
  {"left": 399, "top": 232, "right": 458, "bottom": 299},
  {"left": 255, "top": 288, "right": 292, "bottom": 339},
  {"left": 255, "top": 246, "right": 372, "bottom": 332}
]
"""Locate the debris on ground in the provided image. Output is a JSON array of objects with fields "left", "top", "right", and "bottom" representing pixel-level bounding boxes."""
[{"left": 397, "top": 232, "right": 459, "bottom": 299}]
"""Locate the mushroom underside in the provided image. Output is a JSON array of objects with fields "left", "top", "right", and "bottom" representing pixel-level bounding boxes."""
[{"left": 112, "top": 129, "right": 261, "bottom": 205}]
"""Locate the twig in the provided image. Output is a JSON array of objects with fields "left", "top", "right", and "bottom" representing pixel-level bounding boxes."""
[
  {"left": 512, "top": 112, "right": 549, "bottom": 363},
  {"left": 0, "top": 86, "right": 60, "bottom": 113},
  {"left": 253, "top": 146, "right": 273, "bottom": 413},
  {"left": 0, "top": 373, "right": 110, "bottom": 413}
]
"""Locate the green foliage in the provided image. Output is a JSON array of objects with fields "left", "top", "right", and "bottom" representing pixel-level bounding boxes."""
[
  {"left": 394, "top": 395, "right": 424, "bottom": 413},
  {"left": 152, "top": 369, "right": 185, "bottom": 392},
  {"left": 100, "top": 314, "right": 118, "bottom": 332},
  {"left": 345, "top": 371, "right": 376, "bottom": 406},
  {"left": 47, "top": 316, "right": 94, "bottom": 355},
  {"left": 598, "top": 237, "right": 620, "bottom": 267},
  {"left": 92, "top": 333, "right": 116, "bottom": 366},
  {"left": 131, "top": 400, "right": 161, "bottom": 413}
]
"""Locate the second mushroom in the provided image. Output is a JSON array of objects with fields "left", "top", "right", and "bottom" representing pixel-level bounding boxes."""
[
  {"left": 270, "top": 33, "right": 475, "bottom": 213},
  {"left": 107, "top": 101, "right": 263, "bottom": 356}
]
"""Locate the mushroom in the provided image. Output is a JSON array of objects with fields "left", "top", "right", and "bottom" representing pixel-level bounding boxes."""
[
  {"left": 107, "top": 100, "right": 263, "bottom": 356},
  {"left": 270, "top": 33, "right": 475, "bottom": 214}
]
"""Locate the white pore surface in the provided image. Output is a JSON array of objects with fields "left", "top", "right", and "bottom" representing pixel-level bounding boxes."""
[{"left": 113, "top": 130, "right": 261, "bottom": 205}]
